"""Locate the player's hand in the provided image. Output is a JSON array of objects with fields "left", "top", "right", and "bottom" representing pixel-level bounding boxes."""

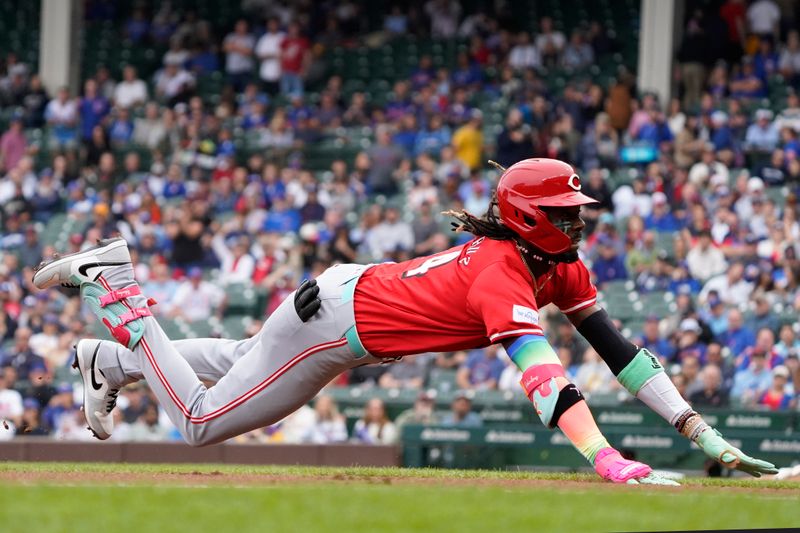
[
  {"left": 294, "top": 279, "right": 321, "bottom": 322},
  {"left": 697, "top": 428, "right": 779, "bottom": 477}
]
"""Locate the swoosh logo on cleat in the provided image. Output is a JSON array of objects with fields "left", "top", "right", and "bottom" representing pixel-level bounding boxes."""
[
  {"left": 89, "top": 343, "right": 103, "bottom": 391},
  {"left": 77, "top": 261, "right": 128, "bottom": 280}
]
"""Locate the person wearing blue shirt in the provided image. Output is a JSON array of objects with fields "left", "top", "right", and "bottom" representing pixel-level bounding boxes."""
[
  {"left": 745, "top": 109, "right": 780, "bottom": 152},
  {"left": 457, "top": 345, "right": 507, "bottom": 390},
  {"left": 636, "top": 110, "right": 674, "bottom": 147},
  {"left": 730, "top": 351, "right": 773, "bottom": 405},
  {"left": 719, "top": 308, "right": 756, "bottom": 356},
  {"left": 108, "top": 107, "right": 134, "bottom": 146},
  {"left": 263, "top": 197, "right": 301, "bottom": 233},
  {"left": 592, "top": 236, "right": 628, "bottom": 286},
  {"left": 440, "top": 394, "right": 483, "bottom": 428},
  {"left": 392, "top": 114, "right": 418, "bottom": 156},
  {"left": 79, "top": 79, "right": 110, "bottom": 142},
  {"left": 643, "top": 192, "right": 679, "bottom": 231},
  {"left": 413, "top": 115, "right": 451, "bottom": 157},
  {"left": 634, "top": 316, "right": 674, "bottom": 362}
]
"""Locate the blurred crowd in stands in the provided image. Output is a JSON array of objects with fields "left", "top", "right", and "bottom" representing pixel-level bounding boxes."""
[{"left": 1, "top": 0, "right": 800, "bottom": 442}]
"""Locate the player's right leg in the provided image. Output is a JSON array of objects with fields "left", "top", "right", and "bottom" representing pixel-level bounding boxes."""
[{"left": 34, "top": 240, "right": 372, "bottom": 446}]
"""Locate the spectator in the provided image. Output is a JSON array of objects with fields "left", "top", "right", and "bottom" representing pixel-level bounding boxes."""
[
  {"left": 573, "top": 347, "right": 617, "bottom": 395},
  {"left": 395, "top": 391, "right": 439, "bottom": 428},
  {"left": 114, "top": 65, "right": 148, "bottom": 109},
  {"left": 535, "top": 16, "right": 565, "bottom": 68},
  {"left": 0, "top": 116, "right": 27, "bottom": 173},
  {"left": 223, "top": 19, "right": 256, "bottom": 92},
  {"left": 779, "top": 30, "right": 800, "bottom": 86},
  {"left": 674, "top": 318, "right": 708, "bottom": 364},
  {"left": 746, "top": 0, "right": 780, "bottom": 41},
  {"left": 211, "top": 232, "right": 256, "bottom": 285},
  {"left": 0, "top": 366, "right": 22, "bottom": 438},
  {"left": 351, "top": 398, "right": 398, "bottom": 444},
  {"left": 19, "top": 398, "right": 48, "bottom": 436},
  {"left": 729, "top": 57, "right": 766, "bottom": 100},
  {"left": 279, "top": 22, "right": 310, "bottom": 97},
  {"left": 308, "top": 395, "right": 348, "bottom": 444},
  {"left": 731, "top": 350, "right": 773, "bottom": 405},
  {"left": 44, "top": 86, "right": 78, "bottom": 150},
  {"left": 452, "top": 109, "right": 484, "bottom": 170},
  {"left": 747, "top": 295, "right": 780, "bottom": 333},
  {"left": 155, "top": 58, "right": 195, "bottom": 105},
  {"left": 700, "top": 262, "right": 754, "bottom": 307},
  {"left": 689, "top": 364, "right": 730, "bottom": 408},
  {"left": 128, "top": 404, "right": 171, "bottom": 441},
  {"left": 366, "top": 126, "right": 405, "bottom": 196},
  {"left": 365, "top": 206, "right": 414, "bottom": 261},
  {"left": 591, "top": 235, "right": 628, "bottom": 286},
  {"left": 720, "top": 308, "right": 756, "bottom": 356},
  {"left": 562, "top": 30, "right": 594, "bottom": 70},
  {"left": 744, "top": 109, "right": 780, "bottom": 153},
  {"left": 1, "top": 327, "right": 45, "bottom": 381},
  {"left": 634, "top": 316, "right": 673, "bottom": 361},
  {"left": 170, "top": 267, "right": 225, "bottom": 322},
  {"left": 757, "top": 365, "right": 795, "bottom": 410},
  {"left": 677, "top": 11, "right": 710, "bottom": 110},
  {"left": 508, "top": 32, "right": 540, "bottom": 71},
  {"left": 441, "top": 392, "right": 482, "bottom": 427},
  {"left": 686, "top": 230, "right": 728, "bottom": 282},
  {"left": 425, "top": 0, "right": 461, "bottom": 39},
  {"left": 78, "top": 79, "right": 110, "bottom": 145},
  {"left": 775, "top": 324, "right": 800, "bottom": 359},
  {"left": 456, "top": 345, "right": 506, "bottom": 390}
]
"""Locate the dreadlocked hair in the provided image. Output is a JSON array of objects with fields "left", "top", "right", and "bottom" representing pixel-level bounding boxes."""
[{"left": 442, "top": 160, "right": 519, "bottom": 241}]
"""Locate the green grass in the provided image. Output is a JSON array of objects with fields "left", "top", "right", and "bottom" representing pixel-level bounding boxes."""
[{"left": 1, "top": 462, "right": 799, "bottom": 532}]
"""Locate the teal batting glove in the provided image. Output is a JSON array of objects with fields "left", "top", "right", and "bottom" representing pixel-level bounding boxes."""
[{"left": 697, "top": 428, "right": 779, "bottom": 477}]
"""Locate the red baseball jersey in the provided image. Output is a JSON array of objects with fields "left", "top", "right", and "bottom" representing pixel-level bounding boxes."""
[{"left": 353, "top": 237, "right": 598, "bottom": 357}]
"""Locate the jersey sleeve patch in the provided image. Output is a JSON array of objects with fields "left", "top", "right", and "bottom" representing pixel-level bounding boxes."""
[{"left": 512, "top": 305, "right": 539, "bottom": 325}]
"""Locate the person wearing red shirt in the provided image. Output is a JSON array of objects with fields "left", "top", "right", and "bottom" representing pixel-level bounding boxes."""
[
  {"left": 34, "top": 158, "right": 776, "bottom": 485},
  {"left": 279, "top": 22, "right": 310, "bottom": 97}
]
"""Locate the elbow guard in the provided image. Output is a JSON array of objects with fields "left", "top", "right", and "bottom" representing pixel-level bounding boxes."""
[{"left": 520, "top": 364, "right": 584, "bottom": 429}]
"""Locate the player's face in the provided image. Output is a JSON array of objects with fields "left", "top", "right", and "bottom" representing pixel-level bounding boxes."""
[{"left": 542, "top": 206, "right": 585, "bottom": 252}]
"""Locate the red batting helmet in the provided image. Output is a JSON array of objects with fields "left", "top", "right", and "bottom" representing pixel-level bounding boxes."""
[{"left": 495, "top": 158, "right": 598, "bottom": 255}]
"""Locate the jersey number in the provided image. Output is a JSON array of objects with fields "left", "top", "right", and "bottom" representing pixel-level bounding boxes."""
[{"left": 401, "top": 251, "right": 460, "bottom": 278}]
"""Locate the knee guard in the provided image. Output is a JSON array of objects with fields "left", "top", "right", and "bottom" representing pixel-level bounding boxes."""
[
  {"left": 81, "top": 282, "right": 153, "bottom": 351},
  {"left": 520, "top": 364, "right": 585, "bottom": 429},
  {"left": 616, "top": 348, "right": 665, "bottom": 396}
]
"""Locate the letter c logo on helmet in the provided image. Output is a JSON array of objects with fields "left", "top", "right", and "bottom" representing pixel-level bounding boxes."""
[{"left": 495, "top": 159, "right": 598, "bottom": 255}]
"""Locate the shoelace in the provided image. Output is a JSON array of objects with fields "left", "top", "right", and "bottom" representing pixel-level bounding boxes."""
[{"left": 106, "top": 389, "right": 119, "bottom": 414}]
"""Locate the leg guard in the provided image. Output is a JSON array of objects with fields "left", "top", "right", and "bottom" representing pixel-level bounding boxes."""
[
  {"left": 520, "top": 364, "right": 584, "bottom": 429},
  {"left": 616, "top": 348, "right": 664, "bottom": 396},
  {"left": 81, "top": 282, "right": 152, "bottom": 351}
]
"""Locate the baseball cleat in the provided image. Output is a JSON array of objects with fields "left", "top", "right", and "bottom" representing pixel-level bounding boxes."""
[
  {"left": 32, "top": 237, "right": 131, "bottom": 290},
  {"left": 72, "top": 339, "right": 119, "bottom": 440}
]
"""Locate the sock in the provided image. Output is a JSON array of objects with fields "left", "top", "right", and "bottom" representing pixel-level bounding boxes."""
[
  {"left": 636, "top": 372, "right": 693, "bottom": 426},
  {"left": 552, "top": 376, "right": 611, "bottom": 464}
]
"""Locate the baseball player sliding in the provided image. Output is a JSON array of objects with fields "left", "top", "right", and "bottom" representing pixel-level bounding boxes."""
[{"left": 32, "top": 158, "right": 776, "bottom": 485}]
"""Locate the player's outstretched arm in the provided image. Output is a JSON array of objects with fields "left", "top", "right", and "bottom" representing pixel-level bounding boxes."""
[
  {"left": 569, "top": 305, "right": 778, "bottom": 477},
  {"left": 502, "top": 334, "right": 677, "bottom": 485}
]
